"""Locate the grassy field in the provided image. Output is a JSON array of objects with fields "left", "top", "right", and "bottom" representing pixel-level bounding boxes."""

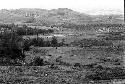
[{"left": 25, "top": 46, "right": 123, "bottom": 67}]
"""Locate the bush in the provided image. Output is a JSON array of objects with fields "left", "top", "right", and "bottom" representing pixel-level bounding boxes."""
[
  {"left": 23, "top": 39, "right": 31, "bottom": 51},
  {"left": 74, "top": 63, "right": 81, "bottom": 67},
  {"left": 30, "top": 38, "right": 44, "bottom": 47},
  {"left": 29, "top": 57, "right": 44, "bottom": 66},
  {"left": 85, "top": 67, "right": 125, "bottom": 80},
  {"left": 51, "top": 36, "right": 58, "bottom": 47}
]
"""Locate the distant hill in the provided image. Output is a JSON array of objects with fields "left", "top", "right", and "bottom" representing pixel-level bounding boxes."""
[{"left": 0, "top": 8, "right": 123, "bottom": 25}]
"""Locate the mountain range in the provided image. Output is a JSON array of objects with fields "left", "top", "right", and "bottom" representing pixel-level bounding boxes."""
[{"left": 0, "top": 8, "right": 124, "bottom": 25}]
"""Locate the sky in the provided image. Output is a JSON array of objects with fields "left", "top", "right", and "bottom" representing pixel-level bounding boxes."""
[{"left": 0, "top": 0, "right": 124, "bottom": 14}]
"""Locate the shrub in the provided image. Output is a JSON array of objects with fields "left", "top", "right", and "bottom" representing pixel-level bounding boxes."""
[
  {"left": 29, "top": 57, "right": 44, "bottom": 66},
  {"left": 51, "top": 36, "right": 58, "bottom": 47},
  {"left": 29, "top": 38, "right": 45, "bottom": 47},
  {"left": 85, "top": 67, "right": 125, "bottom": 80},
  {"left": 23, "top": 39, "right": 31, "bottom": 51},
  {"left": 74, "top": 63, "right": 81, "bottom": 67}
]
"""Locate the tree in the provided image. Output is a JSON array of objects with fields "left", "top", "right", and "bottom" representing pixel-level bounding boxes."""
[
  {"left": 60, "top": 38, "right": 65, "bottom": 46},
  {"left": 51, "top": 36, "right": 58, "bottom": 47},
  {"left": 45, "top": 40, "right": 51, "bottom": 47},
  {"left": 0, "top": 27, "right": 25, "bottom": 61},
  {"left": 23, "top": 38, "right": 31, "bottom": 51}
]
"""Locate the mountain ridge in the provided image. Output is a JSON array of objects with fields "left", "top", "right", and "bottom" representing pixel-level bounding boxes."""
[{"left": 0, "top": 8, "right": 123, "bottom": 25}]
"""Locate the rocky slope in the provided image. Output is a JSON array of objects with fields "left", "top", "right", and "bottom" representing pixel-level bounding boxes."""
[{"left": 0, "top": 8, "right": 123, "bottom": 25}]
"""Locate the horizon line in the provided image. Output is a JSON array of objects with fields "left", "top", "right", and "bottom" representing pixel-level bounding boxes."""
[{"left": 0, "top": 8, "right": 123, "bottom": 15}]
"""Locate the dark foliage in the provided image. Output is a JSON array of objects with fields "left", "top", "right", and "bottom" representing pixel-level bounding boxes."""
[
  {"left": 85, "top": 67, "right": 125, "bottom": 80},
  {"left": 23, "top": 36, "right": 63, "bottom": 47},
  {"left": 23, "top": 39, "right": 31, "bottom": 51},
  {"left": 74, "top": 63, "right": 81, "bottom": 67},
  {"left": 51, "top": 36, "right": 58, "bottom": 47},
  {"left": 98, "top": 31, "right": 125, "bottom": 40},
  {"left": 0, "top": 26, "right": 25, "bottom": 62},
  {"left": 71, "top": 38, "right": 113, "bottom": 48},
  {"left": 16, "top": 27, "right": 54, "bottom": 36},
  {"left": 60, "top": 23, "right": 124, "bottom": 31},
  {"left": 29, "top": 57, "right": 44, "bottom": 66}
]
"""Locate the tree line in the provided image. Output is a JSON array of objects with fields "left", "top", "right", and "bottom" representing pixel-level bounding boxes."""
[
  {"left": 23, "top": 36, "right": 66, "bottom": 51},
  {"left": 59, "top": 23, "right": 125, "bottom": 31},
  {"left": 0, "top": 23, "right": 54, "bottom": 36}
]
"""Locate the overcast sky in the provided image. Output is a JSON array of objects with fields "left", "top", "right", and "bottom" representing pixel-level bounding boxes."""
[{"left": 0, "top": 0, "right": 124, "bottom": 14}]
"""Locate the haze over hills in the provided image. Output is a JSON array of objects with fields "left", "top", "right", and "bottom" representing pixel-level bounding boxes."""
[
  {"left": 86, "top": 9, "right": 124, "bottom": 15},
  {"left": 0, "top": 8, "right": 123, "bottom": 25}
]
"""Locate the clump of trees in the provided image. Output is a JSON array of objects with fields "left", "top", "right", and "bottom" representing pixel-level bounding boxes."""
[
  {"left": 23, "top": 36, "right": 66, "bottom": 49},
  {"left": 0, "top": 26, "right": 57, "bottom": 65},
  {"left": 51, "top": 36, "right": 58, "bottom": 47},
  {"left": 97, "top": 31, "right": 125, "bottom": 40},
  {"left": 0, "top": 27, "right": 25, "bottom": 65},
  {"left": 0, "top": 24, "right": 54, "bottom": 36},
  {"left": 16, "top": 26, "right": 54, "bottom": 36},
  {"left": 71, "top": 38, "right": 113, "bottom": 48},
  {"left": 60, "top": 23, "right": 124, "bottom": 31}
]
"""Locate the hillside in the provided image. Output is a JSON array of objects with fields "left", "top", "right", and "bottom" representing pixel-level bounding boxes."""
[{"left": 0, "top": 8, "right": 123, "bottom": 25}]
